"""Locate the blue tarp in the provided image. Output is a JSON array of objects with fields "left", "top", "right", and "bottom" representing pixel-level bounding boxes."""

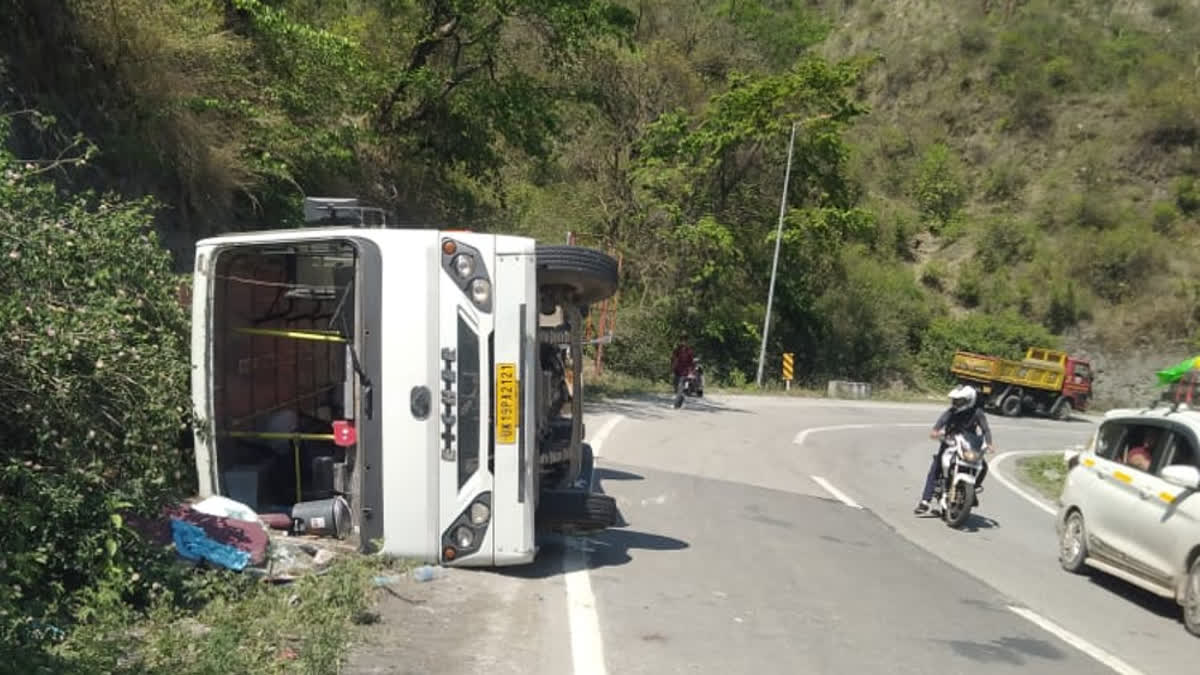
[{"left": 170, "top": 518, "right": 252, "bottom": 571}]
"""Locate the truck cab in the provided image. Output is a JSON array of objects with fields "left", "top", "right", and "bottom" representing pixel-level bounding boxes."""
[{"left": 1061, "top": 354, "right": 1093, "bottom": 411}]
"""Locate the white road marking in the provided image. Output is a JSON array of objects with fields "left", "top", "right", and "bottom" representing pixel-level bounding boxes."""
[
  {"left": 794, "top": 423, "right": 871, "bottom": 445},
  {"left": 810, "top": 475, "right": 863, "bottom": 509},
  {"left": 589, "top": 415, "right": 625, "bottom": 459},
  {"left": 566, "top": 414, "right": 623, "bottom": 675},
  {"left": 793, "top": 421, "right": 1087, "bottom": 446},
  {"left": 564, "top": 541, "right": 607, "bottom": 675},
  {"left": 1007, "top": 605, "right": 1147, "bottom": 675},
  {"left": 989, "top": 450, "right": 1059, "bottom": 517}
]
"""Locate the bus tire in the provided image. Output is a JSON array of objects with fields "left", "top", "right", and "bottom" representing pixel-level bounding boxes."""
[
  {"left": 536, "top": 245, "right": 619, "bottom": 305},
  {"left": 537, "top": 490, "right": 618, "bottom": 532}
]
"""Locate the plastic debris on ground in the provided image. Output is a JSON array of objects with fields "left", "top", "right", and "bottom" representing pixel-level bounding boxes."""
[
  {"left": 245, "top": 533, "right": 355, "bottom": 583},
  {"left": 411, "top": 565, "right": 442, "bottom": 582},
  {"left": 127, "top": 499, "right": 269, "bottom": 568},
  {"left": 171, "top": 519, "right": 253, "bottom": 571},
  {"left": 190, "top": 495, "right": 261, "bottom": 523},
  {"left": 125, "top": 494, "right": 367, "bottom": 581},
  {"left": 372, "top": 575, "right": 405, "bottom": 587}
]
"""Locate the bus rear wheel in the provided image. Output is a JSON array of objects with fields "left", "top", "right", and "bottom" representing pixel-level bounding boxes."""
[{"left": 536, "top": 245, "right": 619, "bottom": 305}]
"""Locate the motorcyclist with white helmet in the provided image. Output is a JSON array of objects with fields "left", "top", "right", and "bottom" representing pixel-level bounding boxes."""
[{"left": 914, "top": 384, "right": 995, "bottom": 516}]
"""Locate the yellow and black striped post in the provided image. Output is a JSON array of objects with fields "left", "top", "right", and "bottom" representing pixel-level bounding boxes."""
[{"left": 782, "top": 352, "right": 794, "bottom": 390}]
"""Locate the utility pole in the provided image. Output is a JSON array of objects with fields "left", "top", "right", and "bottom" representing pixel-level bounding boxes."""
[{"left": 755, "top": 121, "right": 797, "bottom": 388}]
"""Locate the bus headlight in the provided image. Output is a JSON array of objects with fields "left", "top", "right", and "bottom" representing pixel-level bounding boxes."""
[
  {"left": 453, "top": 253, "right": 475, "bottom": 278},
  {"left": 453, "top": 526, "right": 475, "bottom": 549},
  {"left": 470, "top": 278, "right": 491, "bottom": 305},
  {"left": 470, "top": 502, "right": 490, "bottom": 525}
]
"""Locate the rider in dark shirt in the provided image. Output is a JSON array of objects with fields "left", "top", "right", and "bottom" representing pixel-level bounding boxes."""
[
  {"left": 914, "top": 384, "right": 995, "bottom": 515},
  {"left": 671, "top": 334, "right": 696, "bottom": 393}
]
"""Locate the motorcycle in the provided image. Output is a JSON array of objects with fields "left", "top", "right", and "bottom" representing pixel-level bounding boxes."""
[
  {"left": 673, "top": 360, "right": 704, "bottom": 409},
  {"left": 932, "top": 431, "right": 988, "bottom": 528}
]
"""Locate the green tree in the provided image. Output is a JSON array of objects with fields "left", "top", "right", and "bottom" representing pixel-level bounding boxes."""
[
  {"left": 814, "top": 248, "right": 937, "bottom": 382},
  {"left": 0, "top": 114, "right": 191, "bottom": 649},
  {"left": 627, "top": 54, "right": 875, "bottom": 376},
  {"left": 912, "top": 143, "right": 968, "bottom": 230}
]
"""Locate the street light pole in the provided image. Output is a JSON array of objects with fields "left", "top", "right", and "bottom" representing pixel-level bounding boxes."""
[{"left": 755, "top": 121, "right": 798, "bottom": 388}]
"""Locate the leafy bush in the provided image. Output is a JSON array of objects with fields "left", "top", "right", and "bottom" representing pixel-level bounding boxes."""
[
  {"left": 601, "top": 303, "right": 676, "bottom": 381},
  {"left": 981, "top": 161, "right": 1028, "bottom": 203},
  {"left": 1175, "top": 176, "right": 1200, "bottom": 214},
  {"left": 916, "top": 312, "right": 1059, "bottom": 387},
  {"left": 958, "top": 23, "right": 990, "bottom": 55},
  {"left": 912, "top": 143, "right": 968, "bottom": 229},
  {"left": 920, "top": 260, "right": 947, "bottom": 291},
  {"left": 0, "top": 118, "right": 191, "bottom": 650},
  {"left": 863, "top": 203, "right": 919, "bottom": 261},
  {"left": 1081, "top": 224, "right": 1163, "bottom": 303},
  {"left": 1070, "top": 191, "right": 1120, "bottom": 229},
  {"left": 814, "top": 249, "right": 936, "bottom": 383},
  {"left": 724, "top": 368, "right": 749, "bottom": 389},
  {"left": 954, "top": 266, "right": 984, "bottom": 308},
  {"left": 980, "top": 272, "right": 1034, "bottom": 318},
  {"left": 1151, "top": 201, "right": 1180, "bottom": 234},
  {"left": 1044, "top": 279, "right": 1089, "bottom": 333},
  {"left": 1152, "top": 1, "right": 1183, "bottom": 19},
  {"left": 977, "top": 218, "right": 1035, "bottom": 273},
  {"left": 1139, "top": 82, "right": 1200, "bottom": 149},
  {"left": 1007, "top": 79, "right": 1054, "bottom": 135}
]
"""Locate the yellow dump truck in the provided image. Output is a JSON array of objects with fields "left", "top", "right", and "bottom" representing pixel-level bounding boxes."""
[{"left": 950, "top": 347, "right": 1094, "bottom": 420}]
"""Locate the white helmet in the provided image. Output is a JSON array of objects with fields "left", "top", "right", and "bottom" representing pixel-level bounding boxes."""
[{"left": 949, "top": 384, "right": 976, "bottom": 412}]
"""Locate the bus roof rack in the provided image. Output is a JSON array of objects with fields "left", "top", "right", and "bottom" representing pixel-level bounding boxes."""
[{"left": 303, "top": 197, "right": 392, "bottom": 228}]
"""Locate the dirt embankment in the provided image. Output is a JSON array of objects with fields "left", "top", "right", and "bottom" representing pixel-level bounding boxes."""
[{"left": 1061, "top": 329, "right": 1194, "bottom": 411}]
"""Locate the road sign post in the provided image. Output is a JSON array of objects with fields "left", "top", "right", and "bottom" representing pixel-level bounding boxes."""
[{"left": 782, "top": 352, "right": 794, "bottom": 391}]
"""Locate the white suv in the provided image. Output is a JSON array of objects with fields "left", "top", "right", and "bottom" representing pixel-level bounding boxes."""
[{"left": 1057, "top": 406, "right": 1200, "bottom": 637}]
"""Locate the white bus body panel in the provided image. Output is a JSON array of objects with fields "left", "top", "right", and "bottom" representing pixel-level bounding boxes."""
[
  {"left": 377, "top": 231, "right": 442, "bottom": 562},
  {"left": 492, "top": 235, "right": 539, "bottom": 564}
]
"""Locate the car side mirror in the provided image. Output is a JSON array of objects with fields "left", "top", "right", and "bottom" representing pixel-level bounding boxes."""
[
  {"left": 1161, "top": 464, "right": 1200, "bottom": 490},
  {"left": 1064, "top": 446, "right": 1081, "bottom": 469}
]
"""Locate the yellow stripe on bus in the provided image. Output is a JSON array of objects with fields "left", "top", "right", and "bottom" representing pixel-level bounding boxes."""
[
  {"left": 234, "top": 327, "right": 348, "bottom": 343},
  {"left": 1113, "top": 471, "right": 1132, "bottom": 483},
  {"left": 1159, "top": 492, "right": 1176, "bottom": 504}
]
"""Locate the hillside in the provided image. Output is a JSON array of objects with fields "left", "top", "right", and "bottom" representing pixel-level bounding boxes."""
[
  {"left": 2, "top": 0, "right": 1198, "bottom": 404},
  {"left": 508, "top": 0, "right": 1200, "bottom": 404},
  {"left": 816, "top": 0, "right": 1200, "bottom": 404}
]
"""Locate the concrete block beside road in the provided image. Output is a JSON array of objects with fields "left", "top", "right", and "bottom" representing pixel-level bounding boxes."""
[{"left": 827, "top": 380, "right": 872, "bottom": 400}]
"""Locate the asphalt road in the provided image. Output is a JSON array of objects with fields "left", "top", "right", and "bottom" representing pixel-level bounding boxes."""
[{"left": 350, "top": 394, "right": 1196, "bottom": 675}]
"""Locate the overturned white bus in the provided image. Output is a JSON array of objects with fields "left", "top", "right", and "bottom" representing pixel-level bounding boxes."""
[{"left": 189, "top": 198, "right": 619, "bottom": 566}]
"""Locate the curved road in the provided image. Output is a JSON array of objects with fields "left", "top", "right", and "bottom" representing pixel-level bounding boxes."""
[
  {"left": 349, "top": 394, "right": 1196, "bottom": 675},
  {"left": 577, "top": 394, "right": 1195, "bottom": 675}
]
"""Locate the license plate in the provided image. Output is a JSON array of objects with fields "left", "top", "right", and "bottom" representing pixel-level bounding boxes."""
[{"left": 496, "top": 363, "right": 519, "bottom": 445}]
